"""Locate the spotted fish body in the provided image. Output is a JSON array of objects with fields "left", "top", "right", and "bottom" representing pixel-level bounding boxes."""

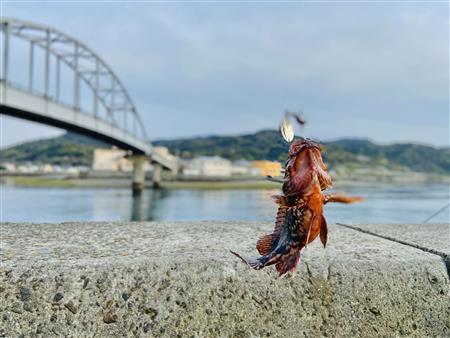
[{"left": 232, "top": 138, "right": 361, "bottom": 277}]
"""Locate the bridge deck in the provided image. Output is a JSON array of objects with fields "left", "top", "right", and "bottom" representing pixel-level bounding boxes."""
[{"left": 1, "top": 83, "right": 176, "bottom": 171}]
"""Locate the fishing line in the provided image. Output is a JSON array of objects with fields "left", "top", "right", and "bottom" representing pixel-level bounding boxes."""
[
  {"left": 422, "top": 202, "right": 450, "bottom": 223},
  {"left": 336, "top": 222, "right": 450, "bottom": 278}
]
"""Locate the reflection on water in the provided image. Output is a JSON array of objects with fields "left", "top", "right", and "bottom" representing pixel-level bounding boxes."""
[
  {"left": 130, "top": 189, "right": 279, "bottom": 222},
  {"left": 131, "top": 189, "right": 171, "bottom": 221},
  {"left": 1, "top": 183, "right": 449, "bottom": 223}
]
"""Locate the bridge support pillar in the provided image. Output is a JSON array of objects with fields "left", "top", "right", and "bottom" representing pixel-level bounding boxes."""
[
  {"left": 130, "top": 155, "right": 148, "bottom": 195},
  {"left": 152, "top": 163, "right": 163, "bottom": 189}
]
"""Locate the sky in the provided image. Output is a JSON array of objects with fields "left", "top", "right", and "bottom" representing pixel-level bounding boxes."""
[{"left": 1, "top": 1, "right": 449, "bottom": 148}]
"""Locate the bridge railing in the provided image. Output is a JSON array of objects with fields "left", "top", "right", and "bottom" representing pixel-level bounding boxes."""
[{"left": 1, "top": 18, "right": 148, "bottom": 142}]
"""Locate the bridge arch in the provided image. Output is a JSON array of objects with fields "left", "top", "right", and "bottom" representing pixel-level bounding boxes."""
[{"left": 1, "top": 17, "right": 153, "bottom": 154}]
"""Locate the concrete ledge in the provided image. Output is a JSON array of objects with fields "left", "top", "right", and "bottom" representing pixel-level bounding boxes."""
[
  {"left": 348, "top": 223, "right": 450, "bottom": 256},
  {"left": 1, "top": 222, "right": 449, "bottom": 337}
]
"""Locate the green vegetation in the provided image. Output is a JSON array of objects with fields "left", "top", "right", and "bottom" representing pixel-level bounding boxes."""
[
  {"left": 2, "top": 130, "right": 449, "bottom": 175},
  {"left": 160, "top": 180, "right": 280, "bottom": 190},
  {"left": 155, "top": 130, "right": 290, "bottom": 163},
  {"left": 323, "top": 139, "right": 450, "bottom": 174},
  {"left": 8, "top": 176, "right": 77, "bottom": 187},
  {"left": 4, "top": 176, "right": 279, "bottom": 190},
  {"left": 155, "top": 130, "right": 450, "bottom": 175},
  {"left": 1, "top": 132, "right": 107, "bottom": 166}
]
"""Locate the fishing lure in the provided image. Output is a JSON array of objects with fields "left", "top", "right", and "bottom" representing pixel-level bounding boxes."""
[
  {"left": 279, "top": 111, "right": 305, "bottom": 142},
  {"left": 232, "top": 115, "right": 362, "bottom": 277}
]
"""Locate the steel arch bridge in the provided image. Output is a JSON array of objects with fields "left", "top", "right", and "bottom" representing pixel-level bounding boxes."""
[{"left": 0, "top": 18, "right": 175, "bottom": 171}]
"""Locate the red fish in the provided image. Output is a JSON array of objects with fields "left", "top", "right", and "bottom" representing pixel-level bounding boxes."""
[{"left": 232, "top": 138, "right": 362, "bottom": 277}]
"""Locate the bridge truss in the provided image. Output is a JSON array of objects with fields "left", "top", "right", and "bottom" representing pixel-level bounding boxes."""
[{"left": 0, "top": 17, "right": 154, "bottom": 156}]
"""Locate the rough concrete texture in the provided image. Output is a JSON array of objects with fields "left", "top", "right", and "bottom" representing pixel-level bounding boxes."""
[{"left": 1, "top": 221, "right": 449, "bottom": 338}]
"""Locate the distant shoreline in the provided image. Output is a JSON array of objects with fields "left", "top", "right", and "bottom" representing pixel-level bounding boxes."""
[{"left": 1, "top": 174, "right": 448, "bottom": 190}]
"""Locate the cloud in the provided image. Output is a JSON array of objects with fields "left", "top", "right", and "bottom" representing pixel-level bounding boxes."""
[{"left": 2, "top": 2, "right": 449, "bottom": 147}]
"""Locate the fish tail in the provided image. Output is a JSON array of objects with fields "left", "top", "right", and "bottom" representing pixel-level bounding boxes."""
[
  {"left": 230, "top": 250, "right": 265, "bottom": 270},
  {"left": 275, "top": 249, "right": 301, "bottom": 278}
]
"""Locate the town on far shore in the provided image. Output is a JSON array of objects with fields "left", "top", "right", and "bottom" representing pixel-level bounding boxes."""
[
  {"left": 2, "top": 144, "right": 448, "bottom": 188},
  {"left": 91, "top": 147, "right": 282, "bottom": 179},
  {"left": 1, "top": 146, "right": 284, "bottom": 184}
]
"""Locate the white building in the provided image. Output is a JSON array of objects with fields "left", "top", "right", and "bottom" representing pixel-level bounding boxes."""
[
  {"left": 153, "top": 146, "right": 177, "bottom": 163},
  {"left": 41, "top": 164, "right": 54, "bottom": 173},
  {"left": 17, "top": 164, "right": 39, "bottom": 173},
  {"left": 1, "top": 162, "right": 16, "bottom": 172},
  {"left": 92, "top": 147, "right": 134, "bottom": 172},
  {"left": 92, "top": 146, "right": 176, "bottom": 173},
  {"left": 183, "top": 156, "right": 232, "bottom": 177}
]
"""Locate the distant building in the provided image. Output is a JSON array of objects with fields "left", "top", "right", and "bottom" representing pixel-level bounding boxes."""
[
  {"left": 17, "top": 163, "right": 39, "bottom": 173},
  {"left": 230, "top": 165, "right": 249, "bottom": 176},
  {"left": 92, "top": 147, "right": 134, "bottom": 172},
  {"left": 251, "top": 160, "right": 282, "bottom": 177},
  {"left": 92, "top": 146, "right": 177, "bottom": 173},
  {"left": 0, "top": 162, "right": 16, "bottom": 172},
  {"left": 41, "top": 164, "right": 54, "bottom": 173},
  {"left": 153, "top": 146, "right": 176, "bottom": 161},
  {"left": 183, "top": 156, "right": 231, "bottom": 177},
  {"left": 182, "top": 167, "right": 201, "bottom": 176},
  {"left": 230, "top": 160, "right": 251, "bottom": 176}
]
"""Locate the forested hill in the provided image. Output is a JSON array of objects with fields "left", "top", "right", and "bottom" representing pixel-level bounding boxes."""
[
  {"left": 154, "top": 130, "right": 450, "bottom": 174},
  {"left": 1, "top": 130, "right": 449, "bottom": 174},
  {"left": 1, "top": 133, "right": 108, "bottom": 167}
]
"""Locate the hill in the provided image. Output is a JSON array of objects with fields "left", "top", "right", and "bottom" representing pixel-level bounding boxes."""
[
  {"left": 155, "top": 130, "right": 290, "bottom": 163},
  {"left": 1, "top": 133, "right": 108, "bottom": 167},
  {"left": 1, "top": 130, "right": 449, "bottom": 174},
  {"left": 154, "top": 130, "right": 450, "bottom": 175}
]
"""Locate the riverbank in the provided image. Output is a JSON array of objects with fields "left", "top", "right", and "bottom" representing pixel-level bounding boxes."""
[
  {"left": 2, "top": 174, "right": 449, "bottom": 190},
  {"left": 1, "top": 176, "right": 281, "bottom": 189},
  {"left": 1, "top": 221, "right": 448, "bottom": 337}
]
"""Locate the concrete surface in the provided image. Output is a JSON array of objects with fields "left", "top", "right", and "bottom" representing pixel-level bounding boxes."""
[
  {"left": 0, "top": 221, "right": 449, "bottom": 338},
  {"left": 346, "top": 223, "right": 449, "bottom": 256}
]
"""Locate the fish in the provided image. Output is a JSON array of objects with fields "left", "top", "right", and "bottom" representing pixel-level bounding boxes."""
[{"left": 231, "top": 137, "right": 362, "bottom": 277}]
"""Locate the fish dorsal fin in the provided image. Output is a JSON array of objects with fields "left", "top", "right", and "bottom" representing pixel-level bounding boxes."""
[
  {"left": 256, "top": 233, "right": 277, "bottom": 256},
  {"left": 256, "top": 197, "right": 290, "bottom": 255}
]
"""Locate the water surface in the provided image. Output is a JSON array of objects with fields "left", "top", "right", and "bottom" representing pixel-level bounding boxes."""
[{"left": 2, "top": 183, "right": 449, "bottom": 223}]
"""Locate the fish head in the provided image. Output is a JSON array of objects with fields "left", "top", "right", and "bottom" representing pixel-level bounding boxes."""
[{"left": 283, "top": 138, "right": 332, "bottom": 195}]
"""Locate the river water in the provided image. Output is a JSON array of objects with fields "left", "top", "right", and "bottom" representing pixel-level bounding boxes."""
[{"left": 1, "top": 183, "right": 449, "bottom": 224}]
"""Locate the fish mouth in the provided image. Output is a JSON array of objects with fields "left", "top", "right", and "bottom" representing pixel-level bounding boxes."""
[
  {"left": 287, "top": 138, "right": 322, "bottom": 157},
  {"left": 283, "top": 138, "right": 332, "bottom": 195}
]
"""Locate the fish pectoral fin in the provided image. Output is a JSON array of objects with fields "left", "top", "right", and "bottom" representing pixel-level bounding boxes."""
[
  {"left": 324, "top": 193, "right": 364, "bottom": 204},
  {"left": 319, "top": 215, "right": 328, "bottom": 248}
]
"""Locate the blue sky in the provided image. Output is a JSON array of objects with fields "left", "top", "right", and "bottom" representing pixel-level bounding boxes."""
[{"left": 1, "top": 1, "right": 449, "bottom": 147}]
